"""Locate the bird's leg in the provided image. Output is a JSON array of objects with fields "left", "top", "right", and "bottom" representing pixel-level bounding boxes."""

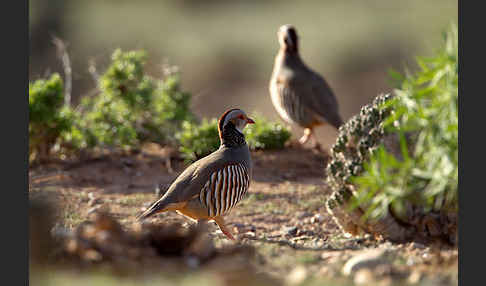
[
  {"left": 213, "top": 216, "right": 235, "bottom": 240},
  {"left": 310, "top": 132, "right": 322, "bottom": 151},
  {"left": 299, "top": 128, "right": 313, "bottom": 145}
]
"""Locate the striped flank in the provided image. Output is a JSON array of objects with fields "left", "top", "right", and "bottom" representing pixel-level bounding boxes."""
[{"left": 200, "top": 163, "right": 250, "bottom": 217}]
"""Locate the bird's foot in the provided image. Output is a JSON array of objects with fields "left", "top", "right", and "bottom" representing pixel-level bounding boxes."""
[
  {"left": 213, "top": 216, "right": 236, "bottom": 240},
  {"left": 298, "top": 135, "right": 310, "bottom": 145}
]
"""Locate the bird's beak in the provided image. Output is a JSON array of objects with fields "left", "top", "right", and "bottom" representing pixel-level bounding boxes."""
[{"left": 246, "top": 117, "right": 255, "bottom": 124}]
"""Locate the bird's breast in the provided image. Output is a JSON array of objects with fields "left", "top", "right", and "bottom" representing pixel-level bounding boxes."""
[{"left": 199, "top": 163, "right": 251, "bottom": 217}]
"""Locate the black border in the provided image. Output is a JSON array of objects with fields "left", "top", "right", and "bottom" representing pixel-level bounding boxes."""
[
  {"left": 3, "top": 0, "right": 28, "bottom": 284},
  {"left": 458, "top": 0, "right": 481, "bottom": 285}
]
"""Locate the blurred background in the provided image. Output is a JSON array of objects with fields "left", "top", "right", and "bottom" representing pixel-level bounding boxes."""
[{"left": 29, "top": 0, "right": 457, "bottom": 147}]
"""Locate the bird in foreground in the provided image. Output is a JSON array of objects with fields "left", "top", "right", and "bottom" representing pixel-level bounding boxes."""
[
  {"left": 137, "top": 108, "right": 254, "bottom": 240},
  {"left": 269, "top": 24, "right": 344, "bottom": 146}
]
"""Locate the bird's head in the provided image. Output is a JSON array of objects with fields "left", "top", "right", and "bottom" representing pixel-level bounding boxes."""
[
  {"left": 278, "top": 24, "right": 299, "bottom": 53},
  {"left": 218, "top": 108, "right": 255, "bottom": 138}
]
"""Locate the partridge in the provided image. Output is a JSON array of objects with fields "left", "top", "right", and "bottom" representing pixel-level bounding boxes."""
[
  {"left": 137, "top": 108, "right": 255, "bottom": 240},
  {"left": 269, "top": 24, "right": 344, "bottom": 146}
]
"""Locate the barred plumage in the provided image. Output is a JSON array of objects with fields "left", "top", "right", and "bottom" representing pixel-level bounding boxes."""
[
  {"left": 137, "top": 108, "right": 254, "bottom": 240},
  {"left": 200, "top": 163, "right": 250, "bottom": 217}
]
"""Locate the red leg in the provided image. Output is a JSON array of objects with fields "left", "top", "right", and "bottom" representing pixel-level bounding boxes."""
[{"left": 213, "top": 216, "right": 235, "bottom": 240}]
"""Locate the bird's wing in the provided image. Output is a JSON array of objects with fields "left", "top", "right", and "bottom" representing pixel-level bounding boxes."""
[
  {"left": 153, "top": 145, "right": 251, "bottom": 208},
  {"left": 291, "top": 70, "right": 344, "bottom": 129}
]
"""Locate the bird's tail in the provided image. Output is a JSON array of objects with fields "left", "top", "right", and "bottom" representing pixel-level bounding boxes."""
[{"left": 136, "top": 200, "right": 168, "bottom": 221}]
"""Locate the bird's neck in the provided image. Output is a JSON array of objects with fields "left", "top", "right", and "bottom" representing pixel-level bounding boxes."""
[
  {"left": 220, "top": 123, "right": 247, "bottom": 148},
  {"left": 277, "top": 48, "right": 303, "bottom": 67}
]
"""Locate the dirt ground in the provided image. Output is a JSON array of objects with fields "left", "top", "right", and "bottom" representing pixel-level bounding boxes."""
[{"left": 29, "top": 144, "right": 458, "bottom": 286}]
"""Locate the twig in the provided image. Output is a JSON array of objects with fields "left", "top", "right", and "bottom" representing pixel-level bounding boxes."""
[
  {"left": 88, "top": 58, "right": 101, "bottom": 84},
  {"left": 52, "top": 36, "right": 72, "bottom": 107}
]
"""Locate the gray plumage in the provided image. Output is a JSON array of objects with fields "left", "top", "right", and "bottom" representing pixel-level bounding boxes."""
[
  {"left": 270, "top": 25, "right": 343, "bottom": 145},
  {"left": 137, "top": 109, "right": 254, "bottom": 240},
  {"left": 142, "top": 144, "right": 251, "bottom": 218}
]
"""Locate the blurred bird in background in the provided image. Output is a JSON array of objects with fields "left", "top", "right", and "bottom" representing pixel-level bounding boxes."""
[{"left": 269, "top": 24, "right": 344, "bottom": 148}]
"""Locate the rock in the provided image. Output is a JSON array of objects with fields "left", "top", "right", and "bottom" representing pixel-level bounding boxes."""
[
  {"left": 87, "top": 204, "right": 110, "bottom": 215},
  {"left": 155, "top": 185, "right": 161, "bottom": 196},
  {"left": 408, "top": 270, "right": 422, "bottom": 284},
  {"left": 282, "top": 226, "right": 298, "bottom": 236},
  {"left": 87, "top": 192, "right": 102, "bottom": 206},
  {"left": 342, "top": 249, "right": 388, "bottom": 276},
  {"left": 320, "top": 252, "right": 340, "bottom": 262},
  {"left": 244, "top": 231, "right": 256, "bottom": 238},
  {"left": 87, "top": 192, "right": 96, "bottom": 201},
  {"left": 286, "top": 266, "right": 308, "bottom": 285},
  {"left": 310, "top": 214, "right": 324, "bottom": 224},
  {"left": 296, "top": 211, "right": 312, "bottom": 219},
  {"left": 409, "top": 242, "right": 426, "bottom": 250},
  {"left": 354, "top": 269, "right": 375, "bottom": 285}
]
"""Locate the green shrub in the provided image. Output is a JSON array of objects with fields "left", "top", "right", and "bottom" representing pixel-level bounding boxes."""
[
  {"left": 178, "top": 119, "right": 220, "bottom": 162},
  {"left": 244, "top": 115, "right": 291, "bottom": 150},
  {"left": 325, "top": 25, "right": 457, "bottom": 244},
  {"left": 353, "top": 25, "right": 458, "bottom": 220},
  {"left": 29, "top": 73, "right": 75, "bottom": 162},
  {"left": 177, "top": 115, "right": 291, "bottom": 161},
  {"left": 66, "top": 49, "right": 194, "bottom": 150}
]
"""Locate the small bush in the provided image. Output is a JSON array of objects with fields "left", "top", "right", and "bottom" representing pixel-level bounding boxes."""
[
  {"left": 65, "top": 49, "right": 194, "bottom": 150},
  {"left": 354, "top": 25, "right": 458, "bottom": 220},
  {"left": 325, "top": 25, "right": 458, "bottom": 244},
  {"left": 29, "top": 73, "right": 75, "bottom": 162},
  {"left": 244, "top": 115, "right": 291, "bottom": 150},
  {"left": 178, "top": 119, "right": 220, "bottom": 162},
  {"left": 177, "top": 115, "right": 291, "bottom": 161}
]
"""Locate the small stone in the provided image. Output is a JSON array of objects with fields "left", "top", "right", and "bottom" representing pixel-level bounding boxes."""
[
  {"left": 155, "top": 185, "right": 161, "bottom": 196},
  {"left": 244, "top": 231, "right": 256, "bottom": 238},
  {"left": 377, "top": 277, "right": 393, "bottom": 286},
  {"left": 342, "top": 249, "right": 388, "bottom": 276},
  {"left": 82, "top": 249, "right": 102, "bottom": 262},
  {"left": 143, "top": 202, "right": 152, "bottom": 208},
  {"left": 297, "top": 211, "right": 312, "bottom": 219},
  {"left": 410, "top": 242, "right": 426, "bottom": 249},
  {"left": 310, "top": 214, "right": 324, "bottom": 224},
  {"left": 87, "top": 205, "right": 102, "bottom": 214},
  {"left": 87, "top": 192, "right": 96, "bottom": 201},
  {"left": 354, "top": 269, "right": 375, "bottom": 285},
  {"left": 318, "top": 266, "right": 330, "bottom": 276},
  {"left": 283, "top": 226, "right": 298, "bottom": 236},
  {"left": 87, "top": 204, "right": 108, "bottom": 215},
  {"left": 286, "top": 266, "right": 307, "bottom": 285},
  {"left": 408, "top": 270, "right": 422, "bottom": 284},
  {"left": 320, "top": 252, "right": 339, "bottom": 261},
  {"left": 185, "top": 256, "right": 200, "bottom": 269},
  {"left": 88, "top": 198, "right": 102, "bottom": 206}
]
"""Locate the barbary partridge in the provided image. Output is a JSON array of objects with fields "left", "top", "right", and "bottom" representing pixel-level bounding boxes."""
[
  {"left": 137, "top": 108, "right": 254, "bottom": 240},
  {"left": 269, "top": 24, "right": 344, "bottom": 146}
]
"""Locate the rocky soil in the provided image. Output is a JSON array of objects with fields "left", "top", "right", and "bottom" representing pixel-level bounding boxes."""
[{"left": 29, "top": 144, "right": 458, "bottom": 286}]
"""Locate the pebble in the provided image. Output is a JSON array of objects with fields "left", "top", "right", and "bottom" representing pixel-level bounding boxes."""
[
  {"left": 409, "top": 242, "right": 426, "bottom": 249},
  {"left": 296, "top": 211, "right": 312, "bottom": 219},
  {"left": 286, "top": 266, "right": 307, "bottom": 285},
  {"left": 310, "top": 214, "right": 324, "bottom": 224},
  {"left": 320, "top": 252, "right": 339, "bottom": 261},
  {"left": 354, "top": 269, "right": 375, "bottom": 285},
  {"left": 408, "top": 270, "right": 422, "bottom": 284},
  {"left": 282, "top": 226, "right": 298, "bottom": 236},
  {"left": 342, "top": 249, "right": 388, "bottom": 276}
]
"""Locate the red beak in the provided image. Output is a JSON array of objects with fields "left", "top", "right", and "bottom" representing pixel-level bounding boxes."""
[{"left": 247, "top": 117, "right": 255, "bottom": 124}]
